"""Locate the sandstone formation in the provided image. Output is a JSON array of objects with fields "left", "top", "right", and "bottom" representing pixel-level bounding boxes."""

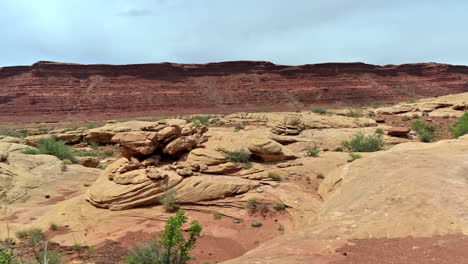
[
  {"left": 375, "top": 92, "right": 468, "bottom": 117},
  {"left": 2, "top": 61, "right": 468, "bottom": 122},
  {"left": 0, "top": 142, "right": 100, "bottom": 217}
]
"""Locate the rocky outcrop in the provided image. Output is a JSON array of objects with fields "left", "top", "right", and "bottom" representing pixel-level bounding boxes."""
[
  {"left": 1, "top": 61, "right": 468, "bottom": 122},
  {"left": 375, "top": 92, "right": 468, "bottom": 117},
  {"left": 316, "top": 137, "right": 468, "bottom": 239}
]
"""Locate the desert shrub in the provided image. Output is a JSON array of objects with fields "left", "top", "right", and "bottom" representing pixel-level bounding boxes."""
[
  {"left": 402, "top": 116, "right": 411, "bottom": 121},
  {"left": 304, "top": 145, "right": 320, "bottom": 157},
  {"left": 341, "top": 132, "right": 384, "bottom": 152},
  {"left": 449, "top": 112, "right": 468, "bottom": 138},
  {"left": 316, "top": 173, "right": 325, "bottom": 179},
  {"left": 411, "top": 120, "right": 438, "bottom": 142},
  {"left": 49, "top": 223, "right": 58, "bottom": 231},
  {"left": 234, "top": 123, "right": 244, "bottom": 132},
  {"left": 37, "top": 251, "right": 64, "bottom": 264},
  {"left": 273, "top": 203, "right": 286, "bottom": 211},
  {"left": 225, "top": 149, "right": 250, "bottom": 163},
  {"left": 72, "top": 244, "right": 83, "bottom": 251},
  {"left": 125, "top": 209, "right": 202, "bottom": 264},
  {"left": 245, "top": 198, "right": 258, "bottom": 212},
  {"left": 23, "top": 138, "right": 76, "bottom": 162},
  {"left": 103, "top": 149, "right": 114, "bottom": 157},
  {"left": 74, "top": 149, "right": 99, "bottom": 157},
  {"left": 412, "top": 113, "right": 420, "bottom": 119},
  {"left": 408, "top": 99, "right": 419, "bottom": 103},
  {"left": 90, "top": 142, "right": 99, "bottom": 150},
  {"left": 250, "top": 221, "right": 262, "bottom": 228},
  {"left": 311, "top": 108, "right": 329, "bottom": 115},
  {"left": 267, "top": 172, "right": 282, "bottom": 181},
  {"left": 278, "top": 224, "right": 285, "bottom": 232},
  {"left": 345, "top": 108, "right": 364, "bottom": 118},
  {"left": 22, "top": 147, "right": 40, "bottom": 155},
  {"left": 375, "top": 128, "right": 384, "bottom": 135},
  {"left": 160, "top": 191, "right": 179, "bottom": 213},
  {"left": 86, "top": 123, "right": 97, "bottom": 129},
  {"left": 348, "top": 153, "right": 362, "bottom": 162},
  {"left": 240, "top": 162, "right": 252, "bottom": 169},
  {"left": 0, "top": 129, "right": 30, "bottom": 138},
  {"left": 189, "top": 115, "right": 210, "bottom": 126},
  {"left": 212, "top": 212, "right": 222, "bottom": 220},
  {"left": 371, "top": 103, "right": 381, "bottom": 108}
]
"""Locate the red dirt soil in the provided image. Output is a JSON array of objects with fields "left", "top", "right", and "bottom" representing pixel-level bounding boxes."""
[
  {"left": 333, "top": 234, "right": 468, "bottom": 264},
  {"left": 1, "top": 61, "right": 468, "bottom": 122}
]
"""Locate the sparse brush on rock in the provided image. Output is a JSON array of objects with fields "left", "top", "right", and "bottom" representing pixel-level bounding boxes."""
[
  {"left": 345, "top": 108, "right": 364, "bottom": 118},
  {"left": 225, "top": 149, "right": 250, "bottom": 163},
  {"left": 311, "top": 108, "right": 329, "bottom": 115},
  {"left": 341, "top": 132, "right": 384, "bottom": 152},
  {"left": 267, "top": 172, "right": 282, "bottom": 181},
  {"left": 273, "top": 203, "right": 286, "bottom": 211},
  {"left": 304, "top": 145, "right": 320, "bottom": 157},
  {"left": 160, "top": 191, "right": 179, "bottom": 213},
  {"left": 245, "top": 198, "right": 258, "bottom": 212},
  {"left": 23, "top": 137, "right": 77, "bottom": 162},
  {"left": 449, "top": 112, "right": 468, "bottom": 138},
  {"left": 411, "top": 120, "right": 438, "bottom": 142},
  {"left": 348, "top": 153, "right": 362, "bottom": 162},
  {"left": 250, "top": 221, "right": 262, "bottom": 228}
]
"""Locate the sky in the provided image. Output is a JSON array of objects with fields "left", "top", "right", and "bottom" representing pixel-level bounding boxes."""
[{"left": 1, "top": 0, "right": 467, "bottom": 66}]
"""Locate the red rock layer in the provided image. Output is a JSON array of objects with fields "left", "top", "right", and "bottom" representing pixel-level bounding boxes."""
[{"left": 1, "top": 61, "right": 468, "bottom": 122}]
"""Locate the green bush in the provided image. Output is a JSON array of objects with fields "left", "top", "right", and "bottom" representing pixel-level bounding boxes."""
[
  {"left": 273, "top": 203, "right": 286, "bottom": 211},
  {"left": 304, "top": 145, "right": 320, "bottom": 157},
  {"left": 449, "top": 112, "right": 468, "bottom": 138},
  {"left": 341, "top": 132, "right": 384, "bottom": 152},
  {"left": 375, "top": 128, "right": 385, "bottom": 135},
  {"left": 225, "top": 149, "right": 250, "bottom": 163},
  {"left": 86, "top": 123, "right": 97, "bottom": 129},
  {"left": 371, "top": 103, "right": 381, "bottom": 108},
  {"left": 72, "top": 244, "right": 83, "bottom": 251},
  {"left": 189, "top": 115, "right": 211, "bottom": 126},
  {"left": 316, "top": 173, "right": 325, "bottom": 179},
  {"left": 345, "top": 108, "right": 364, "bottom": 118},
  {"left": 160, "top": 191, "right": 179, "bottom": 213},
  {"left": 103, "top": 149, "right": 114, "bottom": 157},
  {"left": 212, "top": 212, "right": 222, "bottom": 220},
  {"left": 245, "top": 198, "right": 257, "bottom": 212},
  {"left": 125, "top": 209, "right": 202, "bottom": 264},
  {"left": 37, "top": 251, "right": 64, "bottom": 264},
  {"left": 411, "top": 120, "right": 438, "bottom": 142},
  {"left": 267, "top": 172, "right": 282, "bottom": 181},
  {"left": 250, "top": 221, "right": 262, "bottom": 228},
  {"left": 23, "top": 138, "right": 76, "bottom": 162},
  {"left": 311, "top": 108, "right": 329, "bottom": 115},
  {"left": 408, "top": 99, "right": 419, "bottom": 104},
  {"left": 348, "top": 153, "right": 362, "bottom": 162}
]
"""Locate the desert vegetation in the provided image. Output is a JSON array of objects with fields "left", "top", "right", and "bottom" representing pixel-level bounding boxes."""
[
  {"left": 341, "top": 132, "right": 384, "bottom": 152},
  {"left": 125, "top": 209, "right": 202, "bottom": 264}
]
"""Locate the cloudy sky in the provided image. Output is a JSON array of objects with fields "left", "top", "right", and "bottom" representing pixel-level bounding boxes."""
[{"left": 1, "top": 0, "right": 467, "bottom": 66}]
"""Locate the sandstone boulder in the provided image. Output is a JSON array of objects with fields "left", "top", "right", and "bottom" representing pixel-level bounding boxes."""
[
  {"left": 247, "top": 137, "right": 296, "bottom": 162},
  {"left": 85, "top": 158, "right": 183, "bottom": 210},
  {"left": 186, "top": 148, "right": 227, "bottom": 166},
  {"left": 111, "top": 131, "right": 159, "bottom": 158},
  {"left": 387, "top": 127, "right": 410, "bottom": 137}
]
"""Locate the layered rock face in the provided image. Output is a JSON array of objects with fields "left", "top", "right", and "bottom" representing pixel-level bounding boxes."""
[{"left": 1, "top": 61, "right": 468, "bottom": 122}]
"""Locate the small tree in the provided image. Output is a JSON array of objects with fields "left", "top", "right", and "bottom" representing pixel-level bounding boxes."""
[{"left": 125, "top": 209, "right": 202, "bottom": 264}]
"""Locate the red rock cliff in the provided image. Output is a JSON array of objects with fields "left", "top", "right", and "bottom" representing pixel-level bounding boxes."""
[{"left": 1, "top": 61, "right": 467, "bottom": 122}]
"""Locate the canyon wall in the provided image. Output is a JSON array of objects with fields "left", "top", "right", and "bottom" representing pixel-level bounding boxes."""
[{"left": 1, "top": 61, "right": 468, "bottom": 122}]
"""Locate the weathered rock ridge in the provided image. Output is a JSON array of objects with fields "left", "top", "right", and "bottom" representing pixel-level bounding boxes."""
[{"left": 1, "top": 61, "right": 468, "bottom": 122}]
